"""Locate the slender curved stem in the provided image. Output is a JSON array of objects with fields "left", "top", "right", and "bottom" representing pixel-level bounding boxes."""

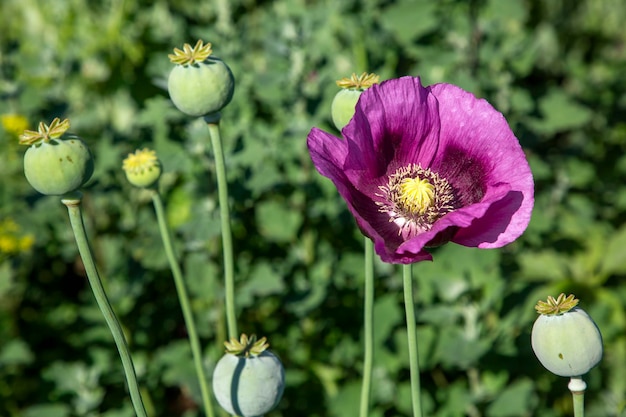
[
  {"left": 205, "top": 119, "right": 238, "bottom": 340},
  {"left": 402, "top": 263, "right": 423, "bottom": 417},
  {"left": 569, "top": 377, "right": 587, "bottom": 417},
  {"left": 150, "top": 190, "right": 215, "bottom": 417},
  {"left": 61, "top": 193, "right": 148, "bottom": 417},
  {"left": 359, "top": 238, "right": 375, "bottom": 417}
]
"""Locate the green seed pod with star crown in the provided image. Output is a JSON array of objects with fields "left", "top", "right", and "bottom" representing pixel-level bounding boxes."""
[
  {"left": 531, "top": 293, "right": 603, "bottom": 377},
  {"left": 331, "top": 72, "right": 379, "bottom": 131},
  {"left": 167, "top": 40, "right": 235, "bottom": 117},
  {"left": 19, "top": 118, "right": 94, "bottom": 196},
  {"left": 212, "top": 334, "right": 285, "bottom": 417}
]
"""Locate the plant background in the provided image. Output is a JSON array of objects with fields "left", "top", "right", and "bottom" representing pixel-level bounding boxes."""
[{"left": 1, "top": 0, "right": 626, "bottom": 416}]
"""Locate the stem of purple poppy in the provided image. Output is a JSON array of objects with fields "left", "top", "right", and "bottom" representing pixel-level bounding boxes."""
[
  {"left": 402, "top": 263, "right": 423, "bottom": 417},
  {"left": 205, "top": 118, "right": 238, "bottom": 340},
  {"left": 61, "top": 193, "right": 148, "bottom": 417},
  {"left": 359, "top": 237, "right": 375, "bottom": 417}
]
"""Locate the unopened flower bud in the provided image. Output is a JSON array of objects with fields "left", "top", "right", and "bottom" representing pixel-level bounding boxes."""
[
  {"left": 531, "top": 294, "right": 603, "bottom": 377},
  {"left": 122, "top": 148, "right": 162, "bottom": 188}
]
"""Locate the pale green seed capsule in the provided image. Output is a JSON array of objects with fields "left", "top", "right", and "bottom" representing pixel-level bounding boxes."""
[
  {"left": 330, "top": 72, "right": 380, "bottom": 132},
  {"left": 167, "top": 40, "right": 235, "bottom": 117},
  {"left": 531, "top": 294, "right": 603, "bottom": 377},
  {"left": 20, "top": 118, "right": 93, "bottom": 196},
  {"left": 331, "top": 89, "right": 362, "bottom": 132},
  {"left": 212, "top": 334, "right": 285, "bottom": 417}
]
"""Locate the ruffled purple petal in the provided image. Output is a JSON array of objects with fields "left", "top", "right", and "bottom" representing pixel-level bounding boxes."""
[
  {"left": 307, "top": 127, "right": 395, "bottom": 250},
  {"left": 306, "top": 127, "right": 348, "bottom": 182},
  {"left": 342, "top": 77, "right": 441, "bottom": 186},
  {"left": 452, "top": 189, "right": 527, "bottom": 247},
  {"left": 394, "top": 183, "right": 512, "bottom": 257},
  {"left": 427, "top": 83, "right": 534, "bottom": 248},
  {"left": 376, "top": 239, "right": 433, "bottom": 263}
]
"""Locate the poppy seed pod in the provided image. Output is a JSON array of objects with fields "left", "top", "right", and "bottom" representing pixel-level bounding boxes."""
[
  {"left": 212, "top": 334, "right": 285, "bottom": 417},
  {"left": 330, "top": 72, "right": 379, "bottom": 131},
  {"left": 20, "top": 118, "right": 94, "bottom": 196},
  {"left": 167, "top": 40, "right": 234, "bottom": 117},
  {"left": 331, "top": 89, "right": 362, "bottom": 131},
  {"left": 531, "top": 294, "right": 603, "bottom": 377}
]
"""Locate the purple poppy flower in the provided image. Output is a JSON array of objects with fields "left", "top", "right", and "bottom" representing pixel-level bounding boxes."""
[{"left": 307, "top": 76, "right": 534, "bottom": 264}]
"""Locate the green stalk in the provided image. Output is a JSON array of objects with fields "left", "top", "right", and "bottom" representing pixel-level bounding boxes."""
[
  {"left": 402, "top": 263, "right": 423, "bottom": 417},
  {"left": 572, "top": 391, "right": 585, "bottom": 417},
  {"left": 205, "top": 118, "right": 238, "bottom": 340},
  {"left": 61, "top": 193, "right": 148, "bottom": 417},
  {"left": 359, "top": 238, "right": 375, "bottom": 417},
  {"left": 150, "top": 190, "right": 215, "bottom": 417},
  {"left": 569, "top": 377, "right": 587, "bottom": 417}
]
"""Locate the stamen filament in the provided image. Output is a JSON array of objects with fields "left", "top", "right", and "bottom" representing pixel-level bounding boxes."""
[{"left": 375, "top": 164, "right": 458, "bottom": 238}]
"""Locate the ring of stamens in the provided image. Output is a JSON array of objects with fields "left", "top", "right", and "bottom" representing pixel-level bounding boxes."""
[{"left": 376, "top": 164, "right": 458, "bottom": 239}]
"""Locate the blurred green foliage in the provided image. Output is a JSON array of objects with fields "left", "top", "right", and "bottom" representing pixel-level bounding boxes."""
[{"left": 1, "top": 0, "right": 626, "bottom": 416}]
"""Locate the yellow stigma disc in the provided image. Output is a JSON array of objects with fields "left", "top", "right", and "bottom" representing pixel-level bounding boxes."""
[{"left": 398, "top": 177, "right": 435, "bottom": 215}]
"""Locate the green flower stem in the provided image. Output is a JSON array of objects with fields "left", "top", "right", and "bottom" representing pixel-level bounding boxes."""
[
  {"left": 150, "top": 190, "right": 215, "bottom": 417},
  {"left": 569, "top": 377, "right": 587, "bottom": 417},
  {"left": 205, "top": 118, "right": 238, "bottom": 340},
  {"left": 61, "top": 193, "right": 148, "bottom": 417},
  {"left": 359, "top": 238, "right": 375, "bottom": 417},
  {"left": 402, "top": 263, "right": 423, "bottom": 417}
]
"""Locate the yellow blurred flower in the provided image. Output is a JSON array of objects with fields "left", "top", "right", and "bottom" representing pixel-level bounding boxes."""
[
  {"left": 0, "top": 218, "right": 34, "bottom": 255},
  {"left": 0, "top": 235, "right": 18, "bottom": 253},
  {"left": 1, "top": 114, "right": 29, "bottom": 138}
]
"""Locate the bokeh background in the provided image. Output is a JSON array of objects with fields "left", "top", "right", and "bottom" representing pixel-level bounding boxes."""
[{"left": 2, "top": 0, "right": 626, "bottom": 416}]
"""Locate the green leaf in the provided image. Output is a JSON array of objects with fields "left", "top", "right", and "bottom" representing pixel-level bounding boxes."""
[
  {"left": 0, "top": 339, "right": 34, "bottom": 366},
  {"left": 530, "top": 89, "right": 593, "bottom": 134},
  {"left": 435, "top": 327, "right": 491, "bottom": 369},
  {"left": 255, "top": 199, "right": 302, "bottom": 243},
  {"left": 379, "top": 0, "right": 438, "bottom": 44},
  {"left": 151, "top": 340, "right": 196, "bottom": 387},
  {"left": 518, "top": 250, "right": 569, "bottom": 282},
  {"left": 0, "top": 261, "right": 14, "bottom": 298},
  {"left": 373, "top": 294, "right": 403, "bottom": 347},
  {"left": 486, "top": 378, "right": 537, "bottom": 417},
  {"left": 22, "top": 404, "right": 71, "bottom": 417},
  {"left": 600, "top": 224, "right": 626, "bottom": 276},
  {"left": 239, "top": 261, "right": 286, "bottom": 303},
  {"left": 327, "top": 380, "right": 361, "bottom": 417}
]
